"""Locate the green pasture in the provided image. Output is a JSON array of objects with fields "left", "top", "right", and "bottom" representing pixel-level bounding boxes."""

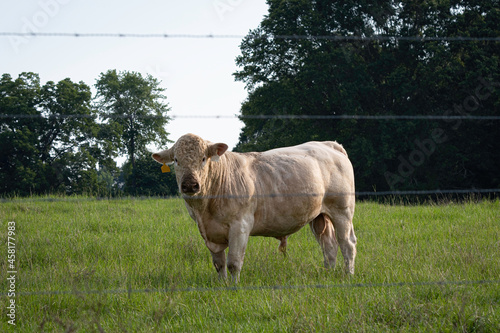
[{"left": 0, "top": 197, "right": 499, "bottom": 332}]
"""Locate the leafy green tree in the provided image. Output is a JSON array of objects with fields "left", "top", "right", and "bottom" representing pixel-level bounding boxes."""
[
  {"left": 94, "top": 70, "right": 170, "bottom": 193},
  {"left": 234, "top": 0, "right": 500, "bottom": 193},
  {"left": 0, "top": 73, "right": 42, "bottom": 195},
  {"left": 0, "top": 73, "right": 112, "bottom": 196},
  {"left": 38, "top": 78, "right": 102, "bottom": 193}
]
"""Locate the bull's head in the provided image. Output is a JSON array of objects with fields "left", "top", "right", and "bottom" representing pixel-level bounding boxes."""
[{"left": 152, "top": 133, "right": 228, "bottom": 196}]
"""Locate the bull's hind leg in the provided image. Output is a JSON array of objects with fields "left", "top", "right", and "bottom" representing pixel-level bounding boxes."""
[
  {"left": 329, "top": 208, "right": 357, "bottom": 274},
  {"left": 310, "top": 214, "right": 338, "bottom": 269}
]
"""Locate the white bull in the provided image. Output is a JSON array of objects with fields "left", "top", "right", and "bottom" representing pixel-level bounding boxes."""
[{"left": 152, "top": 133, "right": 356, "bottom": 281}]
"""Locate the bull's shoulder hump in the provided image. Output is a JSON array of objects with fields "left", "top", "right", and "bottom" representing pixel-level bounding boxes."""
[
  {"left": 224, "top": 151, "right": 260, "bottom": 168},
  {"left": 228, "top": 151, "right": 260, "bottom": 160}
]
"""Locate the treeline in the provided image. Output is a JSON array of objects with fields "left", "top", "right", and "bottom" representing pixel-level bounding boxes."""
[
  {"left": 0, "top": 70, "right": 178, "bottom": 197},
  {"left": 234, "top": 0, "right": 500, "bottom": 193}
]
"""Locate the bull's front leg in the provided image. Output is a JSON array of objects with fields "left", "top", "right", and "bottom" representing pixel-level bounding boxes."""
[
  {"left": 226, "top": 216, "right": 254, "bottom": 283},
  {"left": 205, "top": 241, "right": 228, "bottom": 280},
  {"left": 210, "top": 250, "right": 227, "bottom": 280}
]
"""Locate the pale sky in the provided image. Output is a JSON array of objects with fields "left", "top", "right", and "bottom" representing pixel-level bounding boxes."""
[{"left": 0, "top": 0, "right": 269, "bottom": 152}]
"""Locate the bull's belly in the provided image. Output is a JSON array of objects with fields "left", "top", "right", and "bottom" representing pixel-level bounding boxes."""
[
  {"left": 250, "top": 222, "right": 308, "bottom": 238},
  {"left": 250, "top": 198, "right": 322, "bottom": 237}
]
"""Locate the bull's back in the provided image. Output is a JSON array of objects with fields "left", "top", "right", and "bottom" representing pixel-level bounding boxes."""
[
  {"left": 258, "top": 141, "right": 353, "bottom": 189},
  {"left": 248, "top": 141, "right": 354, "bottom": 237}
]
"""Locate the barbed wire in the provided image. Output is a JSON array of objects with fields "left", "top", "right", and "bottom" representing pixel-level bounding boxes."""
[
  {"left": 5, "top": 279, "right": 500, "bottom": 297},
  {"left": 181, "top": 114, "right": 500, "bottom": 120},
  {"left": 1, "top": 188, "right": 499, "bottom": 204},
  {"left": 2, "top": 114, "right": 500, "bottom": 120},
  {"left": 1, "top": 32, "right": 500, "bottom": 42}
]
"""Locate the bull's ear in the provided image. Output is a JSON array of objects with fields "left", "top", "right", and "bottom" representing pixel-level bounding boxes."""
[
  {"left": 208, "top": 143, "right": 228, "bottom": 162},
  {"left": 152, "top": 147, "right": 174, "bottom": 164}
]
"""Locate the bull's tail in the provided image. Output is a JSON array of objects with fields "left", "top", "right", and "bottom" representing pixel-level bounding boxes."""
[{"left": 328, "top": 141, "right": 348, "bottom": 157}]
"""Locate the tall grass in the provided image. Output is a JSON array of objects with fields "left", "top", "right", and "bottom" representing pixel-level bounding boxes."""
[{"left": 1, "top": 198, "right": 499, "bottom": 332}]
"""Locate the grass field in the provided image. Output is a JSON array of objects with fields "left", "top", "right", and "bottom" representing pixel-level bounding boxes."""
[{"left": 0, "top": 197, "right": 499, "bottom": 332}]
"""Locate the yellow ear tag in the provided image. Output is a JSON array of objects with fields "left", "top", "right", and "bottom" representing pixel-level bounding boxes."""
[{"left": 161, "top": 163, "right": 170, "bottom": 173}]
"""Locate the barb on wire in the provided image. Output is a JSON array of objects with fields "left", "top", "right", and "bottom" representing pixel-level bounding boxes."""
[
  {"left": 2, "top": 114, "right": 500, "bottom": 120},
  {"left": 236, "top": 114, "right": 500, "bottom": 120},
  {"left": 8, "top": 279, "right": 500, "bottom": 297},
  {"left": 1, "top": 32, "right": 500, "bottom": 42}
]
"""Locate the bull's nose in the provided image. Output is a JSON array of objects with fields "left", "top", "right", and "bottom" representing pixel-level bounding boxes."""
[{"left": 181, "top": 182, "right": 200, "bottom": 194}]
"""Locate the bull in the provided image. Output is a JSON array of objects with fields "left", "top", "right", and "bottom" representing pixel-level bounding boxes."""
[{"left": 152, "top": 133, "right": 356, "bottom": 281}]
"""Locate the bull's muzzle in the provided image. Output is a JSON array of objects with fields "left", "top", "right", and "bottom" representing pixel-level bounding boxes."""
[{"left": 180, "top": 174, "right": 200, "bottom": 195}]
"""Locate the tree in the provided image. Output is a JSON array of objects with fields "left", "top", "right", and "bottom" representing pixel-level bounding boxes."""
[
  {"left": 38, "top": 78, "right": 103, "bottom": 193},
  {"left": 0, "top": 73, "right": 106, "bottom": 195},
  {"left": 94, "top": 70, "right": 170, "bottom": 193},
  {"left": 234, "top": 0, "right": 500, "bottom": 193},
  {"left": 0, "top": 73, "right": 42, "bottom": 195}
]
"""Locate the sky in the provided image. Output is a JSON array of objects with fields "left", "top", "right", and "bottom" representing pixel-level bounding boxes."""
[{"left": 0, "top": 0, "right": 269, "bottom": 152}]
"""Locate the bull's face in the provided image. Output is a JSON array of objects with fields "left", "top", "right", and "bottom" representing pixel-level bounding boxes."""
[{"left": 152, "top": 133, "right": 228, "bottom": 196}]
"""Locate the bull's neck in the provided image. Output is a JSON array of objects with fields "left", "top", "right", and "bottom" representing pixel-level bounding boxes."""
[
  {"left": 183, "top": 153, "right": 233, "bottom": 211},
  {"left": 184, "top": 152, "right": 252, "bottom": 212},
  {"left": 205, "top": 153, "right": 231, "bottom": 198}
]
